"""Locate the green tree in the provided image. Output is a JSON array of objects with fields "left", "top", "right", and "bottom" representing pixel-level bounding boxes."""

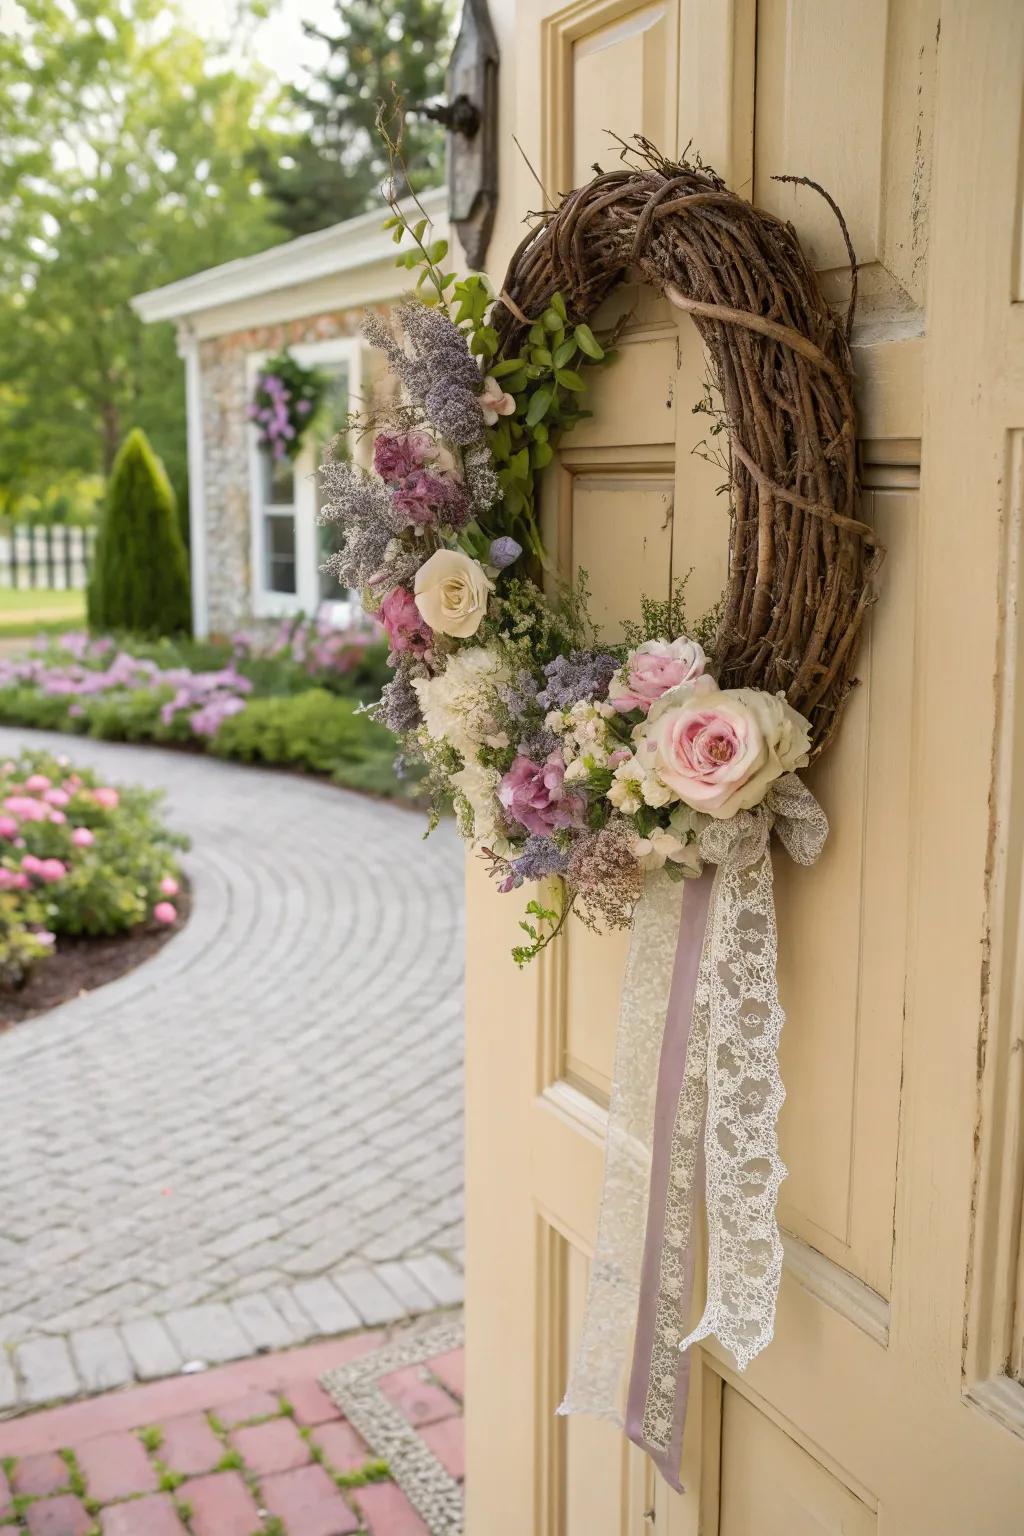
[
  {"left": 260, "top": 0, "right": 454, "bottom": 239},
  {"left": 89, "top": 428, "right": 191, "bottom": 635},
  {"left": 0, "top": 0, "right": 291, "bottom": 510}
]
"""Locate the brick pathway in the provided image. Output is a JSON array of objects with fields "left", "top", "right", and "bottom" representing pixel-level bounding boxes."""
[
  {"left": 0, "top": 1330, "right": 464, "bottom": 1534},
  {"left": 0, "top": 730, "right": 464, "bottom": 1414}
]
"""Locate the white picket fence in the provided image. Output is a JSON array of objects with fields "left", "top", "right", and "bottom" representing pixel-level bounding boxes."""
[{"left": 0, "top": 524, "right": 96, "bottom": 590}]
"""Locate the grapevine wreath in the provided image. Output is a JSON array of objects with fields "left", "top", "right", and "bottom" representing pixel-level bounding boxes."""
[{"left": 320, "top": 139, "right": 885, "bottom": 1487}]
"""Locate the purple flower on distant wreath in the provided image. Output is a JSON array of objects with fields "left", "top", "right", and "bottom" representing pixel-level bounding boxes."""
[
  {"left": 379, "top": 586, "right": 433, "bottom": 658},
  {"left": 538, "top": 649, "right": 619, "bottom": 710},
  {"left": 392, "top": 470, "right": 471, "bottom": 530},
  {"left": 497, "top": 754, "right": 585, "bottom": 836},
  {"left": 489, "top": 537, "right": 522, "bottom": 570}
]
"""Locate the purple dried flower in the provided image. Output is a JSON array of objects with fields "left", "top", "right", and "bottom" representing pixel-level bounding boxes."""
[
  {"left": 489, "top": 537, "right": 522, "bottom": 569},
  {"left": 497, "top": 835, "right": 570, "bottom": 892},
  {"left": 377, "top": 667, "right": 422, "bottom": 734},
  {"left": 538, "top": 650, "right": 619, "bottom": 710}
]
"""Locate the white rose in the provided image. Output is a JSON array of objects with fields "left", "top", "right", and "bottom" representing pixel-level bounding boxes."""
[
  {"left": 630, "top": 826, "right": 701, "bottom": 874},
  {"left": 414, "top": 549, "right": 494, "bottom": 639}
]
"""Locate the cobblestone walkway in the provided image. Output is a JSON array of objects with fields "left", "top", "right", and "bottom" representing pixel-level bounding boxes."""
[{"left": 0, "top": 730, "right": 465, "bottom": 1415}]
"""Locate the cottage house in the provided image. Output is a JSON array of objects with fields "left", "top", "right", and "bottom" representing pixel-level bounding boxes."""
[{"left": 132, "top": 187, "right": 448, "bottom": 637}]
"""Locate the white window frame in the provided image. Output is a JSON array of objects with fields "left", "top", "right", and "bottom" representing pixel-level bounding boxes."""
[{"left": 246, "top": 335, "right": 363, "bottom": 619}]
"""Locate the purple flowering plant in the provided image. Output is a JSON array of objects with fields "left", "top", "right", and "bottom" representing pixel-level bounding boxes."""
[{"left": 248, "top": 352, "right": 328, "bottom": 463}]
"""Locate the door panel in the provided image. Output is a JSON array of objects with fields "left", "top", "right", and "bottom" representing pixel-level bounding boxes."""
[
  {"left": 465, "top": 2, "right": 1024, "bottom": 1532},
  {"left": 719, "top": 1390, "right": 876, "bottom": 1536}
]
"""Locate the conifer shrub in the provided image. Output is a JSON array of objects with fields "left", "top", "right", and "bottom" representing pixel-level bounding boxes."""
[{"left": 88, "top": 429, "right": 191, "bottom": 636}]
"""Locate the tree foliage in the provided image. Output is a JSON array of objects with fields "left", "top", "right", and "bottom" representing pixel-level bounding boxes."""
[
  {"left": 0, "top": 0, "right": 290, "bottom": 511},
  {"left": 260, "top": 0, "right": 455, "bottom": 239},
  {"left": 88, "top": 427, "right": 191, "bottom": 635}
]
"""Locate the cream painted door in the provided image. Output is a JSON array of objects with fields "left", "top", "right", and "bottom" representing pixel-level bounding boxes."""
[{"left": 463, "top": 2, "right": 1024, "bottom": 1531}]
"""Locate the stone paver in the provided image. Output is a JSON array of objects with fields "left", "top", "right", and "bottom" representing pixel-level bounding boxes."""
[{"left": 0, "top": 730, "right": 464, "bottom": 1410}]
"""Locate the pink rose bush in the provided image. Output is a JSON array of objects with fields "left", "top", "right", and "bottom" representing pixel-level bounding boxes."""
[{"left": 0, "top": 750, "right": 186, "bottom": 991}]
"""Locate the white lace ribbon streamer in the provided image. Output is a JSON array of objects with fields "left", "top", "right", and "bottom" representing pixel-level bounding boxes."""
[{"left": 558, "top": 774, "right": 827, "bottom": 1464}]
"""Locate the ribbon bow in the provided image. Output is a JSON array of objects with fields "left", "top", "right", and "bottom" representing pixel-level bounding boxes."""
[{"left": 558, "top": 774, "right": 827, "bottom": 1490}]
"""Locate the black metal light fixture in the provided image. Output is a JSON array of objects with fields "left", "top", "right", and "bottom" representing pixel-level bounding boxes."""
[{"left": 412, "top": 0, "right": 500, "bottom": 270}]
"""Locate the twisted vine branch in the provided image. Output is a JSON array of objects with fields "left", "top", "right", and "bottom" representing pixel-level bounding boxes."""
[{"left": 493, "top": 142, "right": 883, "bottom": 756}]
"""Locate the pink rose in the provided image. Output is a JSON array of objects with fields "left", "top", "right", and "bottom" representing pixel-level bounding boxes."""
[
  {"left": 153, "top": 901, "right": 177, "bottom": 925},
  {"left": 609, "top": 637, "right": 706, "bottom": 714},
  {"left": 0, "top": 869, "right": 14, "bottom": 889},
  {"left": 0, "top": 816, "right": 18, "bottom": 839},
  {"left": 92, "top": 787, "right": 119, "bottom": 809},
  {"left": 160, "top": 875, "right": 179, "bottom": 896},
  {"left": 72, "top": 827, "right": 95, "bottom": 848},
  {"left": 637, "top": 678, "right": 812, "bottom": 818},
  {"left": 38, "top": 858, "right": 66, "bottom": 883},
  {"left": 25, "top": 774, "right": 50, "bottom": 792},
  {"left": 49, "top": 810, "right": 66, "bottom": 825},
  {"left": 379, "top": 586, "right": 433, "bottom": 658},
  {"left": 12, "top": 872, "right": 29, "bottom": 890},
  {"left": 497, "top": 753, "right": 585, "bottom": 836},
  {"left": 44, "top": 788, "right": 69, "bottom": 807}
]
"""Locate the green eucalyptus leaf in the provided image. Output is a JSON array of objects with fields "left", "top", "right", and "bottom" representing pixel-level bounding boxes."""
[
  {"left": 489, "top": 357, "right": 526, "bottom": 379},
  {"left": 575, "top": 323, "right": 605, "bottom": 359},
  {"left": 555, "top": 368, "right": 585, "bottom": 392},
  {"left": 550, "top": 292, "right": 568, "bottom": 321},
  {"left": 532, "top": 441, "right": 554, "bottom": 469},
  {"left": 553, "top": 338, "right": 577, "bottom": 368},
  {"left": 525, "top": 383, "right": 554, "bottom": 427}
]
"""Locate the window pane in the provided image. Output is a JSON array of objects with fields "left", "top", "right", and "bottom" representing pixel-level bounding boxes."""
[
  {"left": 317, "top": 363, "right": 352, "bottom": 601},
  {"left": 261, "top": 451, "right": 294, "bottom": 505},
  {"left": 265, "top": 513, "right": 296, "bottom": 594}
]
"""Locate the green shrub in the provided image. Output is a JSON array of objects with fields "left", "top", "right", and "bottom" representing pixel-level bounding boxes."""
[
  {"left": 0, "top": 749, "right": 187, "bottom": 987},
  {"left": 88, "top": 429, "right": 191, "bottom": 637},
  {"left": 209, "top": 688, "right": 394, "bottom": 777}
]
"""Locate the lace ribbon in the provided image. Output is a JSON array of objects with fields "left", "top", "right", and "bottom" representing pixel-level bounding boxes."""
[{"left": 558, "top": 774, "right": 827, "bottom": 1486}]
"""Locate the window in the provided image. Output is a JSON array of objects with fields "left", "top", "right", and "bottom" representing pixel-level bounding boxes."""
[{"left": 247, "top": 336, "right": 362, "bottom": 620}]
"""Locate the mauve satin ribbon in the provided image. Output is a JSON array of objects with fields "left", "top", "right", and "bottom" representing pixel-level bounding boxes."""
[{"left": 624, "top": 864, "right": 715, "bottom": 1491}]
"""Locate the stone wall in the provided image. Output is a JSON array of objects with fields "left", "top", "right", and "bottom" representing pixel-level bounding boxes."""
[{"left": 198, "top": 309, "right": 370, "bottom": 635}]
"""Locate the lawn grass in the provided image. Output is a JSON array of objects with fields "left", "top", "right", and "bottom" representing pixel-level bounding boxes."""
[{"left": 0, "top": 586, "right": 86, "bottom": 635}]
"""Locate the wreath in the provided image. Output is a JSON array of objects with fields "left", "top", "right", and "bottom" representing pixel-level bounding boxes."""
[
  {"left": 248, "top": 350, "right": 328, "bottom": 462},
  {"left": 320, "top": 140, "right": 881, "bottom": 961},
  {"left": 320, "top": 140, "right": 884, "bottom": 1482}
]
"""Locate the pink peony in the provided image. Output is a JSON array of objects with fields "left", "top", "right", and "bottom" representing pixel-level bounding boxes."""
[
  {"left": 498, "top": 754, "right": 585, "bottom": 836},
  {"left": 72, "top": 827, "right": 95, "bottom": 848},
  {"left": 44, "top": 788, "right": 69, "bottom": 807},
  {"left": 379, "top": 586, "right": 433, "bottom": 658},
  {"left": 0, "top": 816, "right": 18, "bottom": 839},
  {"left": 38, "top": 858, "right": 66, "bottom": 883},
  {"left": 5, "top": 795, "right": 47, "bottom": 822},
  {"left": 25, "top": 774, "right": 50, "bottom": 792},
  {"left": 49, "top": 810, "right": 66, "bottom": 826},
  {"left": 391, "top": 470, "right": 470, "bottom": 529},
  {"left": 153, "top": 902, "right": 177, "bottom": 925},
  {"left": 609, "top": 637, "right": 707, "bottom": 714},
  {"left": 159, "top": 875, "right": 179, "bottom": 897},
  {"left": 373, "top": 429, "right": 436, "bottom": 481},
  {"left": 12, "top": 872, "right": 29, "bottom": 890},
  {"left": 0, "top": 868, "right": 14, "bottom": 889},
  {"left": 20, "top": 854, "right": 42, "bottom": 875},
  {"left": 92, "top": 787, "right": 119, "bottom": 810}
]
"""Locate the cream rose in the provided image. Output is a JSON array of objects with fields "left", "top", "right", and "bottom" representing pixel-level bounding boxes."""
[
  {"left": 634, "top": 677, "right": 811, "bottom": 818},
  {"left": 414, "top": 549, "right": 494, "bottom": 638}
]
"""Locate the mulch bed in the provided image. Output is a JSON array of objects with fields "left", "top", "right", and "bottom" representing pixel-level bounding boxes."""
[{"left": 0, "top": 879, "right": 192, "bottom": 1030}]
